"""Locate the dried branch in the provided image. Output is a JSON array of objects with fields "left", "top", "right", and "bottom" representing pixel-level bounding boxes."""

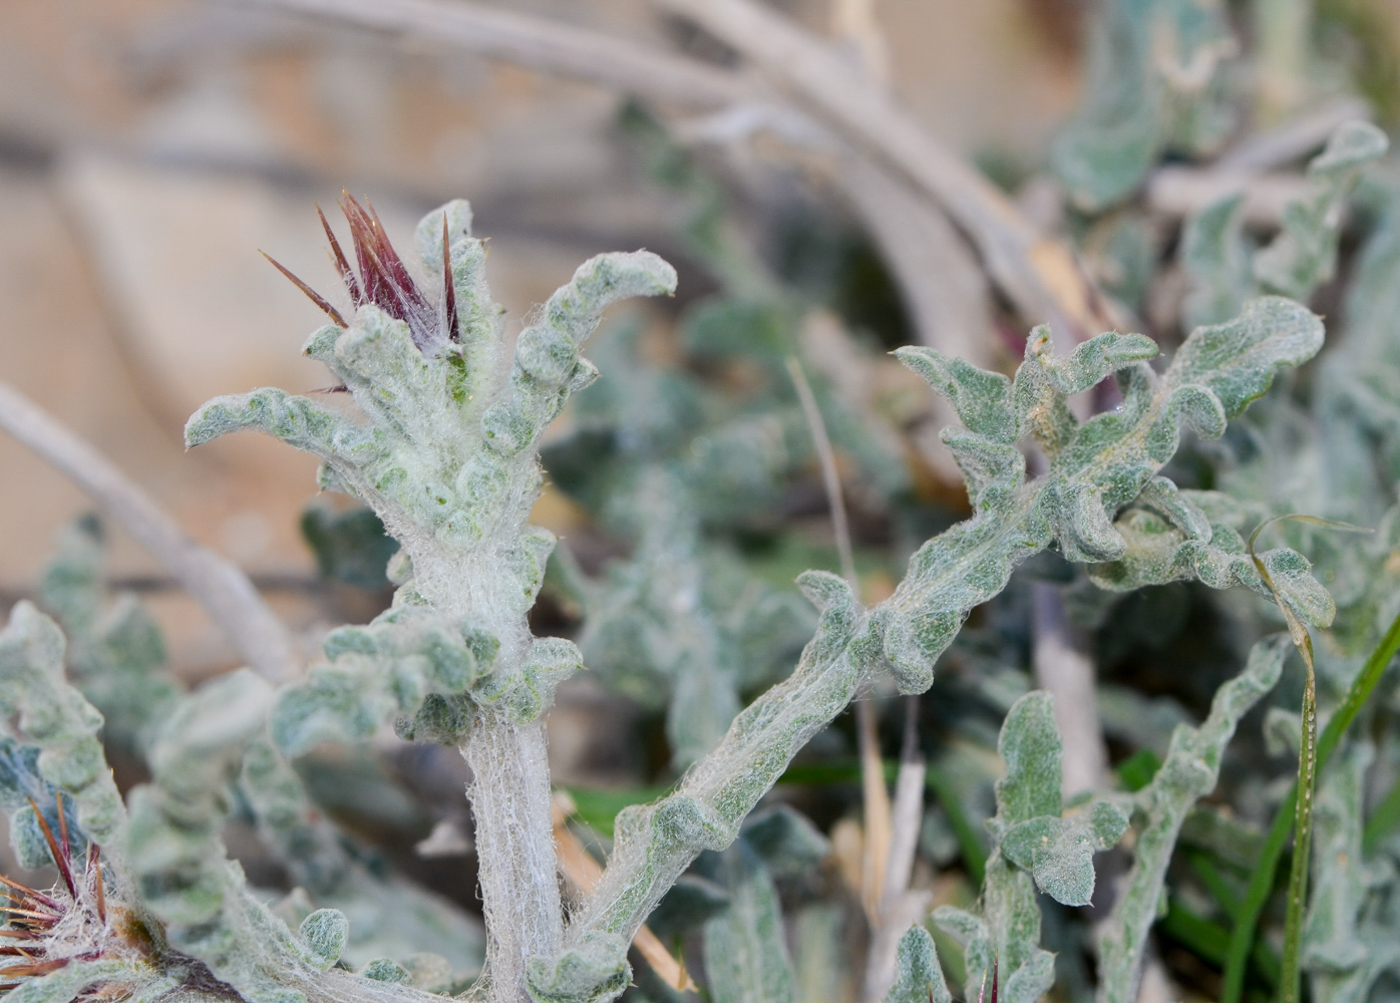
[
  {"left": 1215, "top": 97, "right": 1371, "bottom": 172},
  {"left": 786, "top": 358, "right": 857, "bottom": 588},
  {"left": 1146, "top": 167, "right": 1309, "bottom": 224},
  {"left": 838, "top": 154, "right": 994, "bottom": 366},
  {"left": 1146, "top": 99, "right": 1371, "bottom": 223},
  {"left": 862, "top": 698, "right": 930, "bottom": 1003},
  {"left": 233, "top": 0, "right": 754, "bottom": 110},
  {"left": 238, "top": 0, "right": 1110, "bottom": 342},
  {"left": 856, "top": 695, "right": 893, "bottom": 921},
  {"left": 653, "top": 0, "right": 1112, "bottom": 339},
  {"left": 0, "top": 381, "right": 297, "bottom": 682},
  {"left": 829, "top": 0, "right": 890, "bottom": 85}
]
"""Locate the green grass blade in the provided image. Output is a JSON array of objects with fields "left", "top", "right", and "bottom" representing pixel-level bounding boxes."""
[
  {"left": 1279, "top": 639, "right": 1317, "bottom": 1003},
  {"left": 925, "top": 764, "right": 988, "bottom": 886},
  {"left": 1219, "top": 609, "right": 1400, "bottom": 1003},
  {"left": 1362, "top": 775, "right": 1400, "bottom": 855}
]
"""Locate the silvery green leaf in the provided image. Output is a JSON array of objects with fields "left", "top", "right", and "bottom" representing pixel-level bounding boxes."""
[
  {"left": 640, "top": 874, "right": 730, "bottom": 943},
  {"left": 0, "top": 602, "right": 124, "bottom": 847},
  {"left": 883, "top": 925, "right": 951, "bottom": 1003},
  {"left": 576, "top": 466, "right": 811, "bottom": 768},
  {"left": 1051, "top": 0, "right": 1236, "bottom": 210},
  {"left": 742, "top": 804, "right": 831, "bottom": 879},
  {"left": 1303, "top": 745, "right": 1371, "bottom": 979},
  {"left": 1088, "top": 502, "right": 1335, "bottom": 630},
  {"left": 123, "top": 669, "right": 338, "bottom": 1003},
  {"left": 1254, "top": 122, "right": 1389, "bottom": 302},
  {"left": 272, "top": 607, "right": 496, "bottom": 755},
  {"left": 0, "top": 738, "right": 84, "bottom": 868},
  {"left": 1331, "top": 185, "right": 1400, "bottom": 481},
  {"left": 359, "top": 959, "right": 411, "bottom": 984},
  {"left": 794, "top": 905, "right": 847, "bottom": 1003},
  {"left": 246, "top": 733, "right": 487, "bottom": 986},
  {"left": 4, "top": 959, "right": 145, "bottom": 1003},
  {"left": 931, "top": 906, "right": 992, "bottom": 1002},
  {"left": 188, "top": 210, "right": 676, "bottom": 755},
  {"left": 534, "top": 571, "right": 862, "bottom": 1002},
  {"left": 994, "top": 691, "right": 1062, "bottom": 826},
  {"left": 1000, "top": 800, "right": 1129, "bottom": 907},
  {"left": 526, "top": 930, "right": 631, "bottom": 1003},
  {"left": 37, "top": 517, "right": 179, "bottom": 754},
  {"left": 1180, "top": 194, "right": 1253, "bottom": 330},
  {"left": 702, "top": 843, "right": 795, "bottom": 1003},
  {"left": 299, "top": 909, "right": 350, "bottom": 970}
]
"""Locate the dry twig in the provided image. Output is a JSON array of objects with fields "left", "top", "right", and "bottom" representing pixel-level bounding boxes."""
[
  {"left": 653, "top": 0, "right": 1112, "bottom": 339},
  {"left": 860, "top": 698, "right": 931, "bottom": 1003},
  {"left": 235, "top": 0, "right": 754, "bottom": 109},
  {"left": 0, "top": 381, "right": 297, "bottom": 683}
]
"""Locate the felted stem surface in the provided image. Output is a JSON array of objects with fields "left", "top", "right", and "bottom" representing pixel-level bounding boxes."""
[{"left": 462, "top": 713, "right": 564, "bottom": 1003}]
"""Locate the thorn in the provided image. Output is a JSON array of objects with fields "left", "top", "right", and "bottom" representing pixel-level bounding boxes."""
[
  {"left": 27, "top": 799, "right": 74, "bottom": 899},
  {"left": 54, "top": 793, "right": 71, "bottom": 871},
  {"left": 0, "top": 875, "right": 57, "bottom": 910},
  {"left": 317, "top": 202, "right": 361, "bottom": 306},
  {"left": 442, "top": 216, "right": 458, "bottom": 342},
  {"left": 261, "top": 251, "right": 347, "bottom": 327},
  {"left": 3, "top": 958, "right": 70, "bottom": 978}
]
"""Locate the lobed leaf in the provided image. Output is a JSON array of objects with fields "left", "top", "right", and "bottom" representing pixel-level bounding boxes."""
[
  {"left": 271, "top": 607, "right": 497, "bottom": 756},
  {"left": 531, "top": 572, "right": 863, "bottom": 1002},
  {"left": 0, "top": 602, "right": 125, "bottom": 848},
  {"left": 874, "top": 298, "right": 1324, "bottom": 694},
  {"left": 1254, "top": 122, "right": 1389, "bottom": 301}
]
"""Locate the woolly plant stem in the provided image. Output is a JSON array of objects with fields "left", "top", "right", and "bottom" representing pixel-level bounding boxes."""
[
  {"left": 1096, "top": 637, "right": 1288, "bottom": 1003},
  {"left": 0, "top": 381, "right": 296, "bottom": 682},
  {"left": 1219, "top": 607, "right": 1400, "bottom": 1003},
  {"left": 461, "top": 712, "right": 564, "bottom": 1003}
]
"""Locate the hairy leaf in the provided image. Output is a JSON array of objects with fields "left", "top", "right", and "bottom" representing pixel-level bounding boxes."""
[
  {"left": 702, "top": 843, "right": 795, "bottom": 1003},
  {"left": 884, "top": 925, "right": 952, "bottom": 1003},
  {"left": 0, "top": 602, "right": 124, "bottom": 848},
  {"left": 1052, "top": 0, "right": 1235, "bottom": 210},
  {"left": 874, "top": 297, "right": 1322, "bottom": 693}
]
